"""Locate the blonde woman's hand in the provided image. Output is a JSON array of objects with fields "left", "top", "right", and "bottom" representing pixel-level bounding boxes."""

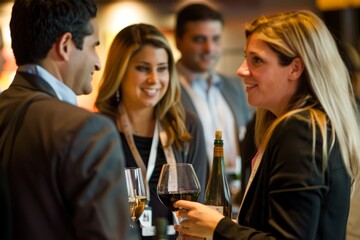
[{"left": 174, "top": 200, "right": 225, "bottom": 238}]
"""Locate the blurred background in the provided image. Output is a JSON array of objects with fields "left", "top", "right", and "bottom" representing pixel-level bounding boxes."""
[{"left": 0, "top": 0, "right": 359, "bottom": 110}]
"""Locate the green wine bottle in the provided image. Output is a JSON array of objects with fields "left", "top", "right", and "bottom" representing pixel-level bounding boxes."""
[
  {"left": 205, "top": 130, "right": 232, "bottom": 219},
  {"left": 155, "top": 218, "right": 168, "bottom": 240}
]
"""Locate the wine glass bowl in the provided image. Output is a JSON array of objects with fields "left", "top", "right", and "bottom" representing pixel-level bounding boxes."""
[
  {"left": 125, "top": 167, "right": 147, "bottom": 223},
  {"left": 157, "top": 163, "right": 201, "bottom": 212},
  {"left": 157, "top": 191, "right": 200, "bottom": 212}
]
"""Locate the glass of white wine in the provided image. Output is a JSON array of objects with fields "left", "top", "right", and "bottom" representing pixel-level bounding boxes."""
[{"left": 125, "top": 167, "right": 147, "bottom": 227}]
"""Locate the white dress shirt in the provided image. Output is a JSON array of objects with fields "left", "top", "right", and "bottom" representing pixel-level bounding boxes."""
[{"left": 17, "top": 64, "right": 77, "bottom": 106}]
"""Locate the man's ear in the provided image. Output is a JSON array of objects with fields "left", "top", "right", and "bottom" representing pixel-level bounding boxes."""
[
  {"left": 289, "top": 57, "right": 304, "bottom": 80},
  {"left": 57, "top": 32, "right": 73, "bottom": 61}
]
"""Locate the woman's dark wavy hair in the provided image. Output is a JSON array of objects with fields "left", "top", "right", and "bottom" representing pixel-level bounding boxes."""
[{"left": 10, "top": 0, "right": 97, "bottom": 66}]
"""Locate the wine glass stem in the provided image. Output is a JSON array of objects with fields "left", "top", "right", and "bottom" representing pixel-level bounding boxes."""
[{"left": 175, "top": 210, "right": 188, "bottom": 240}]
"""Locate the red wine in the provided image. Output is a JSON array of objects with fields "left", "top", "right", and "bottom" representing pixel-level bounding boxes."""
[{"left": 158, "top": 191, "right": 200, "bottom": 211}]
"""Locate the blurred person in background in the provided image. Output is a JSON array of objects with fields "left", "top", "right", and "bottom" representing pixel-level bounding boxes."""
[
  {"left": 172, "top": 10, "right": 360, "bottom": 239},
  {"left": 339, "top": 42, "right": 360, "bottom": 101},
  {"left": 0, "top": 0, "right": 138, "bottom": 239},
  {"left": 175, "top": 3, "right": 253, "bottom": 180},
  {"left": 95, "top": 23, "right": 207, "bottom": 240}
]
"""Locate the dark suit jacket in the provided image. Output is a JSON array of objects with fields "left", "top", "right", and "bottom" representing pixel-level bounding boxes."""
[
  {"left": 0, "top": 72, "right": 140, "bottom": 239},
  {"left": 213, "top": 112, "right": 350, "bottom": 240},
  {"left": 0, "top": 165, "right": 11, "bottom": 240}
]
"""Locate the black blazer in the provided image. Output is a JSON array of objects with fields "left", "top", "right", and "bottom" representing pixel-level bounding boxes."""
[
  {"left": 213, "top": 111, "right": 350, "bottom": 240},
  {"left": 0, "top": 72, "right": 140, "bottom": 240}
]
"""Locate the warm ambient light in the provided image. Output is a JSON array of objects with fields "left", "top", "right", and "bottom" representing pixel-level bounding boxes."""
[
  {"left": 316, "top": 0, "right": 360, "bottom": 11},
  {"left": 100, "top": 2, "right": 154, "bottom": 47},
  {"left": 0, "top": 2, "right": 16, "bottom": 93}
]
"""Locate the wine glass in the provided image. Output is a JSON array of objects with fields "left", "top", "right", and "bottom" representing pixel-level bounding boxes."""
[
  {"left": 157, "top": 163, "right": 201, "bottom": 239},
  {"left": 125, "top": 167, "right": 147, "bottom": 226}
]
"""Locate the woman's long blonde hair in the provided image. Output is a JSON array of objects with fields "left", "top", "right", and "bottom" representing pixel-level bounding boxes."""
[
  {"left": 247, "top": 10, "right": 360, "bottom": 189},
  {"left": 95, "top": 23, "right": 191, "bottom": 149}
]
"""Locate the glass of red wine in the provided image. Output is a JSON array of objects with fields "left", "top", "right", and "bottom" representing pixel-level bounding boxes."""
[{"left": 157, "top": 163, "right": 201, "bottom": 239}]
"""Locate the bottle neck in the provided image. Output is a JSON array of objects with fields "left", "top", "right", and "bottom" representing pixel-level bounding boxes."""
[
  {"left": 212, "top": 137, "right": 225, "bottom": 174},
  {"left": 213, "top": 144, "right": 225, "bottom": 172},
  {"left": 213, "top": 145, "right": 224, "bottom": 158}
]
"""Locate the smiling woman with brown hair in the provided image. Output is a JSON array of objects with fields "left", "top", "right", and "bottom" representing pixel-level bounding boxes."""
[{"left": 95, "top": 23, "right": 207, "bottom": 240}]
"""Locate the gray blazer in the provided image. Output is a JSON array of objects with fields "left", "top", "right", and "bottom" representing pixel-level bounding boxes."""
[{"left": 0, "top": 72, "right": 139, "bottom": 240}]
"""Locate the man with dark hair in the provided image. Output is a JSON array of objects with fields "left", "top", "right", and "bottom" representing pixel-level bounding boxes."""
[
  {"left": 0, "top": 0, "right": 139, "bottom": 239},
  {"left": 175, "top": 3, "right": 253, "bottom": 177}
]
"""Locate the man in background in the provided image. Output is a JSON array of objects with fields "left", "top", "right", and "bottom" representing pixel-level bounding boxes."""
[
  {"left": 175, "top": 3, "right": 253, "bottom": 176},
  {"left": 0, "top": 0, "right": 138, "bottom": 239}
]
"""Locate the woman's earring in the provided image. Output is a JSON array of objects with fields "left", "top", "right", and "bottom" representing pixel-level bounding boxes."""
[{"left": 116, "top": 90, "right": 120, "bottom": 103}]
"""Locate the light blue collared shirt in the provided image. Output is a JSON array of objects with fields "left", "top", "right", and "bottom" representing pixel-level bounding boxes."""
[
  {"left": 17, "top": 64, "right": 77, "bottom": 106},
  {"left": 177, "top": 61, "right": 240, "bottom": 173}
]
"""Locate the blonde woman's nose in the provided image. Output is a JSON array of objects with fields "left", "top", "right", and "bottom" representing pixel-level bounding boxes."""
[{"left": 237, "top": 60, "right": 250, "bottom": 77}]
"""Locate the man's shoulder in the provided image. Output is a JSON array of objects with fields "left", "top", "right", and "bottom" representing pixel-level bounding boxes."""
[
  {"left": 15, "top": 95, "right": 114, "bottom": 134},
  {"left": 216, "top": 72, "right": 246, "bottom": 97},
  {"left": 39, "top": 98, "right": 111, "bottom": 124},
  {"left": 184, "top": 110, "right": 201, "bottom": 126},
  {"left": 217, "top": 73, "right": 242, "bottom": 87}
]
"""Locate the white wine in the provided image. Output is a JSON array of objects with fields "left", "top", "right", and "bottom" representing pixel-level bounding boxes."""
[
  {"left": 205, "top": 130, "right": 232, "bottom": 218},
  {"left": 128, "top": 196, "right": 147, "bottom": 222}
]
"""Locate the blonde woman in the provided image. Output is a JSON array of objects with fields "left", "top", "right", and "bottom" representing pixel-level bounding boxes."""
[
  {"left": 173, "top": 10, "right": 360, "bottom": 240},
  {"left": 95, "top": 23, "right": 207, "bottom": 240}
]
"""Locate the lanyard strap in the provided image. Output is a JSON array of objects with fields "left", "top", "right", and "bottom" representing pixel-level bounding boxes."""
[
  {"left": 117, "top": 104, "right": 176, "bottom": 200},
  {"left": 159, "top": 130, "right": 176, "bottom": 165}
]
